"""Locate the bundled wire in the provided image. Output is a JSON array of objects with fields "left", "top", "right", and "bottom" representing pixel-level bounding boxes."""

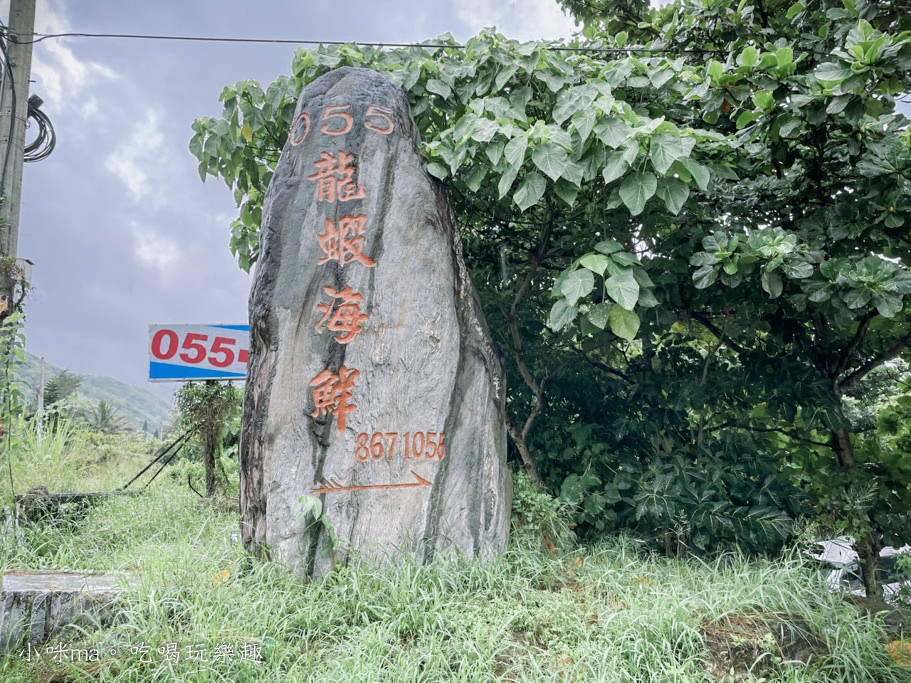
[{"left": 24, "top": 94, "right": 55, "bottom": 162}]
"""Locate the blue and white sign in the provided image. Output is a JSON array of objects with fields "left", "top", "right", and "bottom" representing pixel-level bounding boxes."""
[{"left": 148, "top": 323, "right": 249, "bottom": 382}]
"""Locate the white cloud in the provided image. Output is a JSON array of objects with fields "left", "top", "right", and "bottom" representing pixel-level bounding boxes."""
[
  {"left": 103, "top": 108, "right": 169, "bottom": 203},
  {"left": 454, "top": 0, "right": 577, "bottom": 41},
  {"left": 131, "top": 222, "right": 180, "bottom": 273},
  {"left": 29, "top": 0, "right": 118, "bottom": 109}
]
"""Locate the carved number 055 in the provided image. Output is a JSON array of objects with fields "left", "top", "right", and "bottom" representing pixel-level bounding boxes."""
[{"left": 290, "top": 104, "right": 394, "bottom": 146}]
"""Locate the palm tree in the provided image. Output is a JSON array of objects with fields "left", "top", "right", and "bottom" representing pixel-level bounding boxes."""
[{"left": 85, "top": 399, "right": 126, "bottom": 434}]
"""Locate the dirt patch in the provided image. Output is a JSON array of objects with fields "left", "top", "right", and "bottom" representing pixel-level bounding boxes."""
[
  {"left": 842, "top": 594, "right": 910, "bottom": 639},
  {"left": 702, "top": 612, "right": 825, "bottom": 681}
]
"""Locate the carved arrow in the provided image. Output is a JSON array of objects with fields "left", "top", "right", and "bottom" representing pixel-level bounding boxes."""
[{"left": 310, "top": 470, "right": 432, "bottom": 495}]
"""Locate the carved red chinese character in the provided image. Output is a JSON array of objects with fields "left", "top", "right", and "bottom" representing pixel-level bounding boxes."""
[
  {"left": 310, "top": 365, "right": 359, "bottom": 432},
  {"left": 316, "top": 215, "right": 376, "bottom": 268},
  {"left": 307, "top": 150, "right": 366, "bottom": 203},
  {"left": 315, "top": 286, "right": 369, "bottom": 344}
]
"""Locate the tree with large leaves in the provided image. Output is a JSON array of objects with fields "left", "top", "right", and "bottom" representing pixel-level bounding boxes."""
[{"left": 191, "top": 0, "right": 911, "bottom": 591}]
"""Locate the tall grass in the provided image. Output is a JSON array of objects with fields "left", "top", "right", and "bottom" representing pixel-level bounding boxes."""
[
  {"left": 1, "top": 438, "right": 908, "bottom": 681},
  {"left": 0, "top": 418, "right": 160, "bottom": 497}
]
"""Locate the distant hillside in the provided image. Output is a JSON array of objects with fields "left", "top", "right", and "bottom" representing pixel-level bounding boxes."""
[{"left": 15, "top": 352, "right": 173, "bottom": 433}]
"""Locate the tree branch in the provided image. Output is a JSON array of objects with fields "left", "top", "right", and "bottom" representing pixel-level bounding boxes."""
[
  {"left": 566, "top": 343, "right": 633, "bottom": 383},
  {"left": 837, "top": 327, "right": 911, "bottom": 395},
  {"left": 686, "top": 307, "right": 752, "bottom": 356},
  {"left": 832, "top": 311, "right": 873, "bottom": 380},
  {"left": 706, "top": 420, "right": 830, "bottom": 447}
]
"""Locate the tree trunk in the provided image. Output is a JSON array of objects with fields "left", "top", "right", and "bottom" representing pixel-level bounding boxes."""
[
  {"left": 831, "top": 427, "right": 882, "bottom": 599},
  {"left": 831, "top": 427, "right": 855, "bottom": 469},
  {"left": 506, "top": 417, "right": 542, "bottom": 484},
  {"left": 856, "top": 533, "right": 883, "bottom": 601},
  {"left": 203, "top": 423, "right": 216, "bottom": 498}
]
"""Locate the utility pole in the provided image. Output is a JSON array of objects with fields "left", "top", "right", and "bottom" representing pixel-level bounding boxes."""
[{"left": 0, "top": 0, "right": 35, "bottom": 315}]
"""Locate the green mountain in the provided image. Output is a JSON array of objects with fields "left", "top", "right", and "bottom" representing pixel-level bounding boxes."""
[{"left": 15, "top": 352, "right": 173, "bottom": 433}]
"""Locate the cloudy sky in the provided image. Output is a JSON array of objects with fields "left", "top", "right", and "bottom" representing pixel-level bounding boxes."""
[{"left": 13, "top": 0, "right": 577, "bottom": 402}]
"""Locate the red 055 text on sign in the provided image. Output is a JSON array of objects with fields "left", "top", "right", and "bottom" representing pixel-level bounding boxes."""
[
  {"left": 289, "top": 104, "right": 394, "bottom": 146},
  {"left": 355, "top": 432, "right": 446, "bottom": 462},
  {"left": 150, "top": 329, "right": 248, "bottom": 368}
]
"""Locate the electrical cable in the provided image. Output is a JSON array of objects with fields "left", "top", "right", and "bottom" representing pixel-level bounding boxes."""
[
  {"left": 9, "top": 29, "right": 718, "bottom": 55},
  {"left": 24, "top": 94, "right": 55, "bottom": 162},
  {"left": 143, "top": 436, "right": 189, "bottom": 489},
  {"left": 120, "top": 430, "right": 191, "bottom": 490}
]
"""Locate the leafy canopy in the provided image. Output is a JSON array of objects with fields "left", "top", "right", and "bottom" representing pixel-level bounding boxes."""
[{"left": 191, "top": 0, "right": 911, "bottom": 558}]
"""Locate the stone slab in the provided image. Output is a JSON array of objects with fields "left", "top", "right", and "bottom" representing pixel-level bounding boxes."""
[{"left": 0, "top": 570, "right": 132, "bottom": 656}]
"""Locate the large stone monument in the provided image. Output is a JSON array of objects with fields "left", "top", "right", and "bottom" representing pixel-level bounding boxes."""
[{"left": 239, "top": 67, "right": 511, "bottom": 577}]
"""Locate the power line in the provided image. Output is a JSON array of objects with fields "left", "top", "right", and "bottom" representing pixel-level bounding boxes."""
[{"left": 8, "top": 29, "right": 714, "bottom": 55}]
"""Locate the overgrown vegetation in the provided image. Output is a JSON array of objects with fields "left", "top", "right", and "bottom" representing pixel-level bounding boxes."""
[
  {"left": 2, "top": 0, "right": 910, "bottom": 679},
  {"left": 0, "top": 419, "right": 159, "bottom": 497},
  {"left": 174, "top": 382, "right": 242, "bottom": 497},
  {"left": 189, "top": 0, "right": 911, "bottom": 600},
  {"left": 1, "top": 448, "right": 909, "bottom": 681}
]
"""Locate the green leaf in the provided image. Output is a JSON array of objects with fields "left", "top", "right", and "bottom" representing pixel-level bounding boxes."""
[
  {"left": 497, "top": 167, "right": 519, "bottom": 199},
  {"left": 815, "top": 62, "right": 853, "bottom": 83},
  {"left": 776, "top": 47, "right": 794, "bottom": 67},
  {"left": 842, "top": 288, "right": 871, "bottom": 309},
  {"left": 579, "top": 253, "right": 611, "bottom": 276},
  {"left": 690, "top": 252, "right": 716, "bottom": 267},
  {"left": 426, "top": 78, "right": 452, "bottom": 99},
  {"left": 693, "top": 265, "right": 718, "bottom": 289},
  {"left": 649, "top": 134, "right": 686, "bottom": 175},
  {"left": 465, "top": 165, "right": 486, "bottom": 193},
  {"left": 874, "top": 294, "right": 903, "bottom": 318},
  {"left": 595, "top": 240, "right": 623, "bottom": 255},
  {"left": 495, "top": 64, "right": 518, "bottom": 90},
  {"left": 426, "top": 162, "right": 448, "bottom": 180},
  {"left": 761, "top": 270, "right": 784, "bottom": 298},
  {"left": 504, "top": 135, "right": 528, "bottom": 168},
  {"left": 594, "top": 117, "right": 634, "bottom": 149},
  {"left": 736, "top": 111, "right": 760, "bottom": 129},
  {"left": 601, "top": 151, "right": 630, "bottom": 185},
  {"left": 470, "top": 117, "right": 500, "bottom": 143},
  {"left": 680, "top": 158, "right": 710, "bottom": 191},
  {"left": 707, "top": 60, "right": 724, "bottom": 82},
  {"left": 738, "top": 45, "right": 759, "bottom": 67},
  {"left": 553, "top": 178, "right": 579, "bottom": 207},
  {"left": 637, "top": 287, "right": 659, "bottom": 308},
  {"left": 619, "top": 171, "right": 657, "bottom": 216},
  {"left": 781, "top": 260, "right": 814, "bottom": 279},
  {"left": 611, "top": 252, "right": 640, "bottom": 267},
  {"left": 571, "top": 108, "right": 597, "bottom": 142},
  {"left": 531, "top": 142, "right": 570, "bottom": 181},
  {"left": 549, "top": 299, "right": 577, "bottom": 331},
  {"left": 605, "top": 268, "right": 640, "bottom": 310},
  {"left": 554, "top": 85, "right": 596, "bottom": 124},
  {"left": 753, "top": 91, "right": 775, "bottom": 110},
  {"left": 514, "top": 172, "right": 547, "bottom": 212},
  {"left": 560, "top": 268, "right": 595, "bottom": 306},
  {"left": 649, "top": 69, "right": 674, "bottom": 89},
  {"left": 610, "top": 306, "right": 640, "bottom": 341},
  {"left": 656, "top": 178, "right": 690, "bottom": 215},
  {"left": 296, "top": 494, "right": 323, "bottom": 521},
  {"left": 785, "top": 1, "right": 805, "bottom": 19},
  {"left": 485, "top": 140, "right": 505, "bottom": 166},
  {"left": 587, "top": 302, "right": 612, "bottom": 330},
  {"left": 778, "top": 117, "right": 802, "bottom": 138},
  {"left": 805, "top": 282, "right": 832, "bottom": 302}
]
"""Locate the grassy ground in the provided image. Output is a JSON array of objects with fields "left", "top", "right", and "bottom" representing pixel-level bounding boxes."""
[{"left": 1, "top": 426, "right": 909, "bottom": 681}]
